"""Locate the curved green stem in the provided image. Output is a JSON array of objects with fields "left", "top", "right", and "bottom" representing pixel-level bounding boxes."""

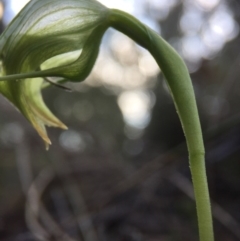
[{"left": 109, "top": 9, "right": 214, "bottom": 241}]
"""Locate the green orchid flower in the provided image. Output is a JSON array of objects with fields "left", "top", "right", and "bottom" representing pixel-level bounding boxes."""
[
  {"left": 0, "top": 0, "right": 214, "bottom": 240},
  {"left": 0, "top": 0, "right": 109, "bottom": 148}
]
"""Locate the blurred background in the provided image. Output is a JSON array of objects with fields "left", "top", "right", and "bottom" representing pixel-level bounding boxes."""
[{"left": 0, "top": 0, "right": 240, "bottom": 240}]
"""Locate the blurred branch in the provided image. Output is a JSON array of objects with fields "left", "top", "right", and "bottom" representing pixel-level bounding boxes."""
[
  {"left": 166, "top": 171, "right": 240, "bottom": 240},
  {"left": 25, "top": 168, "right": 76, "bottom": 241},
  {"left": 51, "top": 153, "right": 99, "bottom": 241},
  {"left": 97, "top": 150, "right": 181, "bottom": 209}
]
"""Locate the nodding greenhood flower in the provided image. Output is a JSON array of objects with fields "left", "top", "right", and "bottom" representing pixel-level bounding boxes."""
[
  {"left": 0, "top": 0, "right": 110, "bottom": 148},
  {"left": 0, "top": 0, "right": 214, "bottom": 239}
]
